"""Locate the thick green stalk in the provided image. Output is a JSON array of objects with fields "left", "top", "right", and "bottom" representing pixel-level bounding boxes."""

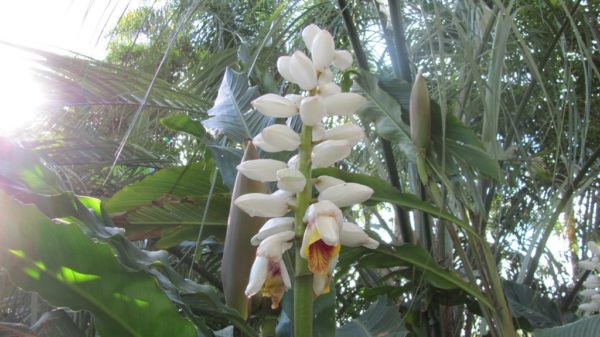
[{"left": 294, "top": 124, "right": 313, "bottom": 337}]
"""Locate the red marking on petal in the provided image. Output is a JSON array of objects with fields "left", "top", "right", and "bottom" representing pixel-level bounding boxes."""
[{"left": 308, "top": 240, "right": 335, "bottom": 273}]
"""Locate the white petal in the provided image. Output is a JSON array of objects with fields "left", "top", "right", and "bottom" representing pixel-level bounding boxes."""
[
  {"left": 277, "top": 56, "right": 296, "bottom": 84},
  {"left": 313, "top": 272, "right": 329, "bottom": 296},
  {"left": 589, "top": 241, "right": 600, "bottom": 256},
  {"left": 315, "top": 215, "right": 340, "bottom": 245},
  {"left": 277, "top": 168, "right": 307, "bottom": 193},
  {"left": 234, "top": 192, "right": 290, "bottom": 217},
  {"left": 289, "top": 51, "right": 318, "bottom": 90},
  {"left": 311, "top": 30, "right": 335, "bottom": 70},
  {"left": 319, "top": 83, "right": 341, "bottom": 97},
  {"left": 299, "top": 96, "right": 327, "bottom": 126},
  {"left": 324, "top": 123, "right": 365, "bottom": 146},
  {"left": 333, "top": 50, "right": 353, "bottom": 70},
  {"left": 245, "top": 256, "right": 268, "bottom": 297},
  {"left": 581, "top": 289, "right": 599, "bottom": 297},
  {"left": 312, "top": 122, "right": 325, "bottom": 141},
  {"left": 318, "top": 68, "right": 333, "bottom": 85},
  {"left": 304, "top": 200, "right": 343, "bottom": 224},
  {"left": 311, "top": 140, "right": 352, "bottom": 168},
  {"left": 253, "top": 133, "right": 281, "bottom": 152},
  {"left": 261, "top": 124, "right": 301, "bottom": 151},
  {"left": 579, "top": 260, "right": 600, "bottom": 271},
  {"left": 324, "top": 93, "right": 367, "bottom": 117},
  {"left": 315, "top": 175, "right": 345, "bottom": 192},
  {"left": 236, "top": 159, "right": 288, "bottom": 182},
  {"left": 287, "top": 154, "right": 300, "bottom": 170},
  {"left": 592, "top": 294, "right": 600, "bottom": 303},
  {"left": 252, "top": 93, "right": 298, "bottom": 118},
  {"left": 257, "top": 230, "right": 295, "bottom": 258},
  {"left": 279, "top": 260, "right": 292, "bottom": 288},
  {"left": 318, "top": 182, "right": 374, "bottom": 207},
  {"left": 251, "top": 217, "right": 295, "bottom": 246},
  {"left": 284, "top": 94, "right": 304, "bottom": 107},
  {"left": 340, "top": 222, "right": 379, "bottom": 249},
  {"left": 579, "top": 302, "right": 600, "bottom": 312},
  {"left": 302, "top": 24, "right": 321, "bottom": 49}
]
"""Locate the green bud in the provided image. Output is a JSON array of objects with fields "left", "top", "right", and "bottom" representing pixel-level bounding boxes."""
[
  {"left": 409, "top": 70, "right": 431, "bottom": 151},
  {"left": 221, "top": 140, "right": 269, "bottom": 320}
]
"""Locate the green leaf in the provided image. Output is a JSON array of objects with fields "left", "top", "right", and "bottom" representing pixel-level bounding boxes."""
[
  {"left": 335, "top": 298, "right": 408, "bottom": 337},
  {"left": 0, "top": 191, "right": 199, "bottom": 337},
  {"left": 104, "top": 163, "right": 230, "bottom": 247},
  {"left": 503, "top": 281, "right": 563, "bottom": 331},
  {"left": 312, "top": 168, "right": 480, "bottom": 239},
  {"left": 314, "top": 282, "right": 336, "bottom": 337},
  {"left": 533, "top": 316, "right": 600, "bottom": 337},
  {"left": 202, "top": 67, "right": 273, "bottom": 143},
  {"left": 161, "top": 114, "right": 207, "bottom": 139}
]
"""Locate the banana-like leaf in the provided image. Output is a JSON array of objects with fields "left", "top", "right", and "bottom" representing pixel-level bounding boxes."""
[
  {"left": 161, "top": 115, "right": 208, "bottom": 140},
  {"left": 221, "top": 142, "right": 269, "bottom": 319},
  {"left": 335, "top": 298, "right": 408, "bottom": 337},
  {"left": 202, "top": 67, "right": 274, "bottom": 143},
  {"left": 503, "top": 281, "right": 563, "bottom": 331},
  {"left": 104, "top": 163, "right": 230, "bottom": 247},
  {"left": 0, "top": 191, "right": 199, "bottom": 337},
  {"left": 533, "top": 316, "right": 600, "bottom": 337}
]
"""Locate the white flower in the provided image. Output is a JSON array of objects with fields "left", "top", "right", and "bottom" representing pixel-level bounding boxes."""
[
  {"left": 340, "top": 222, "right": 379, "bottom": 249},
  {"left": 579, "top": 302, "right": 600, "bottom": 314},
  {"left": 324, "top": 123, "right": 365, "bottom": 146},
  {"left": 312, "top": 122, "right": 325, "bottom": 141},
  {"left": 302, "top": 24, "right": 321, "bottom": 49},
  {"left": 287, "top": 154, "right": 300, "bottom": 170},
  {"left": 592, "top": 294, "right": 600, "bottom": 303},
  {"left": 584, "top": 275, "right": 600, "bottom": 289},
  {"left": 333, "top": 50, "right": 353, "bottom": 70},
  {"left": 299, "top": 96, "right": 327, "bottom": 126},
  {"left": 289, "top": 51, "right": 318, "bottom": 90},
  {"left": 277, "top": 168, "right": 307, "bottom": 193},
  {"left": 315, "top": 175, "right": 345, "bottom": 192},
  {"left": 253, "top": 133, "right": 281, "bottom": 152},
  {"left": 312, "top": 140, "right": 352, "bottom": 168},
  {"left": 259, "top": 124, "right": 301, "bottom": 152},
  {"left": 234, "top": 190, "right": 293, "bottom": 217},
  {"left": 323, "top": 93, "right": 367, "bottom": 117},
  {"left": 245, "top": 231, "right": 294, "bottom": 309},
  {"left": 251, "top": 217, "right": 295, "bottom": 246},
  {"left": 277, "top": 56, "right": 296, "bottom": 84},
  {"left": 318, "top": 68, "right": 333, "bottom": 85},
  {"left": 301, "top": 200, "right": 343, "bottom": 274},
  {"left": 311, "top": 30, "right": 335, "bottom": 70},
  {"left": 318, "top": 83, "right": 341, "bottom": 97},
  {"left": 580, "top": 288, "right": 599, "bottom": 297},
  {"left": 236, "top": 159, "right": 288, "bottom": 182},
  {"left": 284, "top": 94, "right": 304, "bottom": 107},
  {"left": 252, "top": 93, "right": 298, "bottom": 118},
  {"left": 579, "top": 260, "right": 600, "bottom": 271},
  {"left": 318, "top": 182, "right": 374, "bottom": 207},
  {"left": 313, "top": 255, "right": 337, "bottom": 296}
]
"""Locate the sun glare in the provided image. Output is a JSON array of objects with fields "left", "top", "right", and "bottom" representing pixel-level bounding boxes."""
[{"left": 0, "top": 46, "right": 46, "bottom": 134}]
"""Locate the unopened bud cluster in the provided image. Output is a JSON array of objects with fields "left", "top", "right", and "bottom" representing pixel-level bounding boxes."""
[
  {"left": 578, "top": 241, "right": 600, "bottom": 314},
  {"left": 233, "top": 24, "right": 379, "bottom": 309}
]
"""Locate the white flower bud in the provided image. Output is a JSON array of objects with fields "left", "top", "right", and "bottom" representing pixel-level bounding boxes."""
[
  {"left": 312, "top": 122, "right": 325, "bottom": 141},
  {"left": 318, "top": 68, "right": 333, "bottom": 85},
  {"left": 302, "top": 24, "right": 321, "bottom": 50},
  {"left": 324, "top": 93, "right": 367, "bottom": 117},
  {"left": 299, "top": 96, "right": 327, "bottom": 126},
  {"left": 333, "top": 50, "right": 353, "bottom": 70},
  {"left": 284, "top": 94, "right": 304, "bottom": 107},
  {"left": 251, "top": 217, "right": 295, "bottom": 246},
  {"left": 581, "top": 288, "right": 599, "bottom": 297},
  {"left": 277, "top": 56, "right": 296, "bottom": 84},
  {"left": 584, "top": 275, "right": 600, "bottom": 289},
  {"left": 287, "top": 154, "right": 300, "bottom": 170},
  {"left": 324, "top": 123, "right": 365, "bottom": 146},
  {"left": 252, "top": 93, "right": 298, "bottom": 118},
  {"left": 318, "top": 182, "right": 374, "bottom": 207},
  {"left": 277, "top": 168, "right": 306, "bottom": 193},
  {"left": 260, "top": 124, "right": 301, "bottom": 151},
  {"left": 579, "top": 302, "right": 600, "bottom": 313},
  {"left": 579, "top": 260, "right": 600, "bottom": 271},
  {"left": 289, "top": 51, "right": 318, "bottom": 90},
  {"left": 315, "top": 175, "right": 345, "bottom": 192},
  {"left": 311, "top": 30, "right": 335, "bottom": 70},
  {"left": 236, "top": 159, "right": 288, "bottom": 182},
  {"left": 319, "top": 83, "right": 341, "bottom": 97},
  {"left": 592, "top": 294, "right": 600, "bottom": 303},
  {"left": 253, "top": 133, "right": 281, "bottom": 152},
  {"left": 312, "top": 140, "right": 352, "bottom": 168},
  {"left": 234, "top": 190, "right": 292, "bottom": 217},
  {"left": 340, "top": 222, "right": 379, "bottom": 249}
]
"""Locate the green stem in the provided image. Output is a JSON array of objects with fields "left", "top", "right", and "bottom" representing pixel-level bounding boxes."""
[
  {"left": 261, "top": 315, "right": 277, "bottom": 337},
  {"left": 294, "top": 124, "right": 313, "bottom": 337}
]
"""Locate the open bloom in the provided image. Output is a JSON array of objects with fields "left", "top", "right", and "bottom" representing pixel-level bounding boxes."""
[
  {"left": 245, "top": 231, "right": 294, "bottom": 309},
  {"left": 301, "top": 200, "right": 342, "bottom": 274}
]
